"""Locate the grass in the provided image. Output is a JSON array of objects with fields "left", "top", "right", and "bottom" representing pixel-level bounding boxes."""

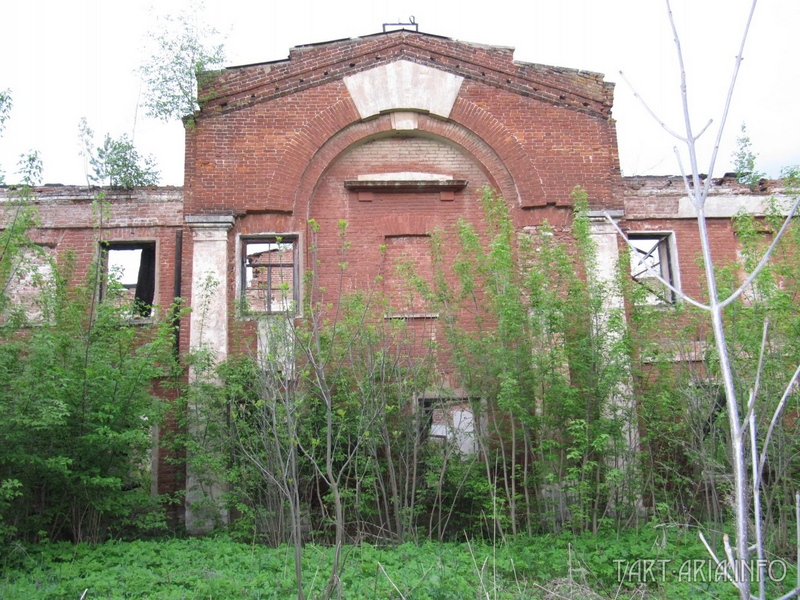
[{"left": 1, "top": 525, "right": 794, "bottom": 599}]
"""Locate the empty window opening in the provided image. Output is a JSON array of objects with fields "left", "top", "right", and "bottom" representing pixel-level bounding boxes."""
[
  {"left": 102, "top": 242, "right": 156, "bottom": 318},
  {"left": 242, "top": 237, "right": 298, "bottom": 314},
  {"left": 628, "top": 233, "right": 677, "bottom": 305}
]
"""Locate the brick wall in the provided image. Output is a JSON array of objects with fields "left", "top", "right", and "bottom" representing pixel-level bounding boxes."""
[
  {"left": 0, "top": 186, "right": 182, "bottom": 302},
  {"left": 621, "top": 174, "right": 790, "bottom": 305},
  {"left": 0, "top": 186, "right": 185, "bottom": 508},
  {"left": 186, "top": 30, "right": 620, "bottom": 217},
  {"left": 183, "top": 31, "right": 626, "bottom": 389}
]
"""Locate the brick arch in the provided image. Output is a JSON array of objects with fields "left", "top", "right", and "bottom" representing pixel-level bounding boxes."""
[
  {"left": 264, "top": 96, "right": 361, "bottom": 213},
  {"left": 449, "top": 98, "right": 550, "bottom": 207},
  {"left": 290, "top": 113, "right": 526, "bottom": 220}
]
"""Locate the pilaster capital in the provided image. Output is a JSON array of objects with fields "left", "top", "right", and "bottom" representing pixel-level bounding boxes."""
[{"left": 185, "top": 215, "right": 235, "bottom": 241}]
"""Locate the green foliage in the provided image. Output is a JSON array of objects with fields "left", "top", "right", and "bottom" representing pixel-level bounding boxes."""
[
  {"left": 4, "top": 528, "right": 783, "bottom": 599},
  {"left": 0, "top": 88, "right": 11, "bottom": 134},
  {"left": 623, "top": 166, "right": 800, "bottom": 547},
  {"left": 733, "top": 123, "right": 765, "bottom": 190},
  {"left": 427, "top": 187, "right": 635, "bottom": 535},
  {"left": 15, "top": 150, "right": 42, "bottom": 186},
  {"left": 181, "top": 181, "right": 800, "bottom": 590},
  {"left": 724, "top": 193, "right": 800, "bottom": 548},
  {"left": 138, "top": 6, "right": 226, "bottom": 122},
  {"left": 185, "top": 219, "right": 448, "bottom": 557},
  {"left": 0, "top": 88, "right": 12, "bottom": 184},
  {"left": 78, "top": 118, "right": 160, "bottom": 189},
  {"left": 187, "top": 187, "right": 650, "bottom": 550},
  {"left": 0, "top": 246, "right": 178, "bottom": 543},
  {"left": 0, "top": 91, "right": 44, "bottom": 187},
  {"left": 0, "top": 185, "right": 41, "bottom": 320}
]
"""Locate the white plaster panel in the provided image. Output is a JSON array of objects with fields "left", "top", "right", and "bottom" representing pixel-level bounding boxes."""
[
  {"left": 390, "top": 111, "right": 419, "bottom": 130},
  {"left": 185, "top": 217, "right": 234, "bottom": 533},
  {"left": 357, "top": 171, "right": 452, "bottom": 181},
  {"left": 677, "top": 195, "right": 776, "bottom": 218},
  {"left": 589, "top": 219, "right": 623, "bottom": 298},
  {"left": 588, "top": 217, "right": 639, "bottom": 487},
  {"left": 189, "top": 233, "right": 230, "bottom": 360},
  {"left": 344, "top": 60, "right": 463, "bottom": 119}
]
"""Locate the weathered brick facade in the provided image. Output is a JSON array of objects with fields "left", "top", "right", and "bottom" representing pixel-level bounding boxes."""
[
  {"left": 622, "top": 174, "right": 792, "bottom": 303},
  {"left": 1, "top": 30, "right": 787, "bottom": 525}
]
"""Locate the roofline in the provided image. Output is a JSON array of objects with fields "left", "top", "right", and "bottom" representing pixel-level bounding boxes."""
[{"left": 223, "top": 29, "right": 513, "bottom": 72}]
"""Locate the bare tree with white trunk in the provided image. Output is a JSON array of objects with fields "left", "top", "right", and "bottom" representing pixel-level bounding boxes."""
[{"left": 609, "top": 1, "right": 800, "bottom": 598}]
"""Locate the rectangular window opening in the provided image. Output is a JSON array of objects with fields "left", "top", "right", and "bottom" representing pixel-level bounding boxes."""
[
  {"left": 102, "top": 241, "right": 156, "bottom": 318},
  {"left": 417, "top": 397, "right": 477, "bottom": 455},
  {"left": 242, "top": 236, "right": 299, "bottom": 315},
  {"left": 628, "top": 233, "right": 677, "bottom": 305}
]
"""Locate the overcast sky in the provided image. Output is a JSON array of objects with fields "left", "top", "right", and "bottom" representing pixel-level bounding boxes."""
[{"left": 0, "top": 0, "right": 797, "bottom": 186}]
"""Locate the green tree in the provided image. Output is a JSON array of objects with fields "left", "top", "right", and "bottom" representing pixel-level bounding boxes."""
[
  {"left": 428, "top": 187, "right": 635, "bottom": 536},
  {"left": 78, "top": 118, "right": 160, "bottom": 189},
  {"left": 0, "top": 161, "right": 42, "bottom": 320},
  {"left": 733, "top": 123, "right": 765, "bottom": 190},
  {"left": 0, "top": 90, "right": 43, "bottom": 187},
  {"left": 16, "top": 149, "right": 42, "bottom": 187},
  {"left": 624, "top": 2, "right": 800, "bottom": 596},
  {"left": 0, "top": 183, "right": 175, "bottom": 543},
  {"left": 0, "top": 253, "right": 177, "bottom": 543},
  {"left": 138, "top": 7, "right": 226, "bottom": 122}
]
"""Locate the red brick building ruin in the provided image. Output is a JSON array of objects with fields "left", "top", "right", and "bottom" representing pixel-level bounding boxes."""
[{"left": 1, "top": 30, "right": 789, "bottom": 528}]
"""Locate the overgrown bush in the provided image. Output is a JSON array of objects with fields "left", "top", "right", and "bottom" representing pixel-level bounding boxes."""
[{"left": 0, "top": 194, "right": 177, "bottom": 544}]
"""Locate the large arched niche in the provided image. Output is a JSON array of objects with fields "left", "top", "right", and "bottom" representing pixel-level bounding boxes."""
[
  {"left": 288, "top": 111, "right": 523, "bottom": 218},
  {"left": 298, "top": 113, "right": 515, "bottom": 296}
]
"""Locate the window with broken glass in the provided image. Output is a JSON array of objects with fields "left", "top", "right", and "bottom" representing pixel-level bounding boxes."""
[
  {"left": 628, "top": 233, "right": 677, "bottom": 305},
  {"left": 241, "top": 236, "right": 298, "bottom": 315},
  {"left": 417, "top": 397, "right": 478, "bottom": 455}
]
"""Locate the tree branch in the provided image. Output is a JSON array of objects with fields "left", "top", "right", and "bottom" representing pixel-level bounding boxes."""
[
  {"left": 719, "top": 193, "right": 800, "bottom": 308},
  {"left": 603, "top": 212, "right": 710, "bottom": 310}
]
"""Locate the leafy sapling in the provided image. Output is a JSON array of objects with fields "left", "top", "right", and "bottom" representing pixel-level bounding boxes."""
[
  {"left": 16, "top": 150, "right": 42, "bottom": 187},
  {"left": 78, "top": 118, "right": 160, "bottom": 189},
  {"left": 0, "top": 89, "right": 11, "bottom": 184},
  {"left": 733, "top": 123, "right": 765, "bottom": 190},
  {"left": 138, "top": 6, "right": 226, "bottom": 122}
]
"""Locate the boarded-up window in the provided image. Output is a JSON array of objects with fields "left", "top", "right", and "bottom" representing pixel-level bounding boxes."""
[{"left": 5, "top": 245, "right": 54, "bottom": 322}]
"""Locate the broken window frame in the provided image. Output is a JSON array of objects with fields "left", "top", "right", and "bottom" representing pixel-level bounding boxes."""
[
  {"left": 100, "top": 241, "right": 157, "bottom": 319},
  {"left": 240, "top": 235, "right": 300, "bottom": 316},
  {"left": 627, "top": 232, "right": 679, "bottom": 305},
  {"left": 416, "top": 395, "right": 478, "bottom": 455}
]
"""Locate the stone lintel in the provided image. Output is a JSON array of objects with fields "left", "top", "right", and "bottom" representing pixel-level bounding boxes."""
[
  {"left": 345, "top": 179, "right": 467, "bottom": 193},
  {"left": 185, "top": 214, "right": 236, "bottom": 228}
]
